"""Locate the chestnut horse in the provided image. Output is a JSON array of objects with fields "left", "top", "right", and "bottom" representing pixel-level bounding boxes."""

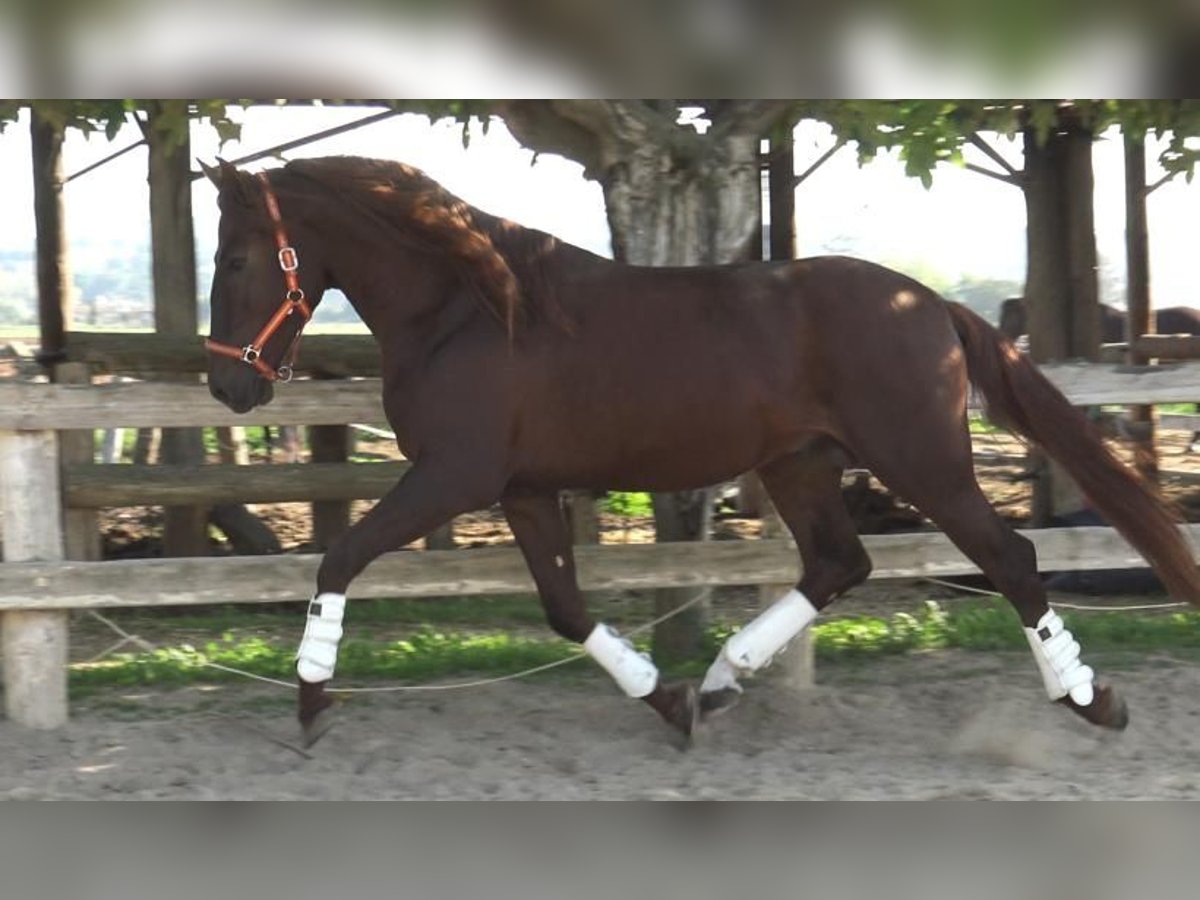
[{"left": 202, "top": 157, "right": 1200, "bottom": 747}]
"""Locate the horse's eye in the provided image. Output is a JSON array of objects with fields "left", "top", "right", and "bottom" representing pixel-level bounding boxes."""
[{"left": 227, "top": 257, "right": 247, "bottom": 272}]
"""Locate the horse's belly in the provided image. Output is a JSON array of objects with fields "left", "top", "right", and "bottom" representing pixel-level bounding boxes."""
[{"left": 513, "top": 410, "right": 804, "bottom": 493}]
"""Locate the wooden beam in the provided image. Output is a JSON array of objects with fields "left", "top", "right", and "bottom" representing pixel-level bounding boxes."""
[
  {"left": 63, "top": 460, "right": 409, "bottom": 507},
  {"left": 63, "top": 332, "right": 381, "bottom": 378},
  {"left": 193, "top": 109, "right": 402, "bottom": 178},
  {"left": 11, "top": 362, "right": 1200, "bottom": 432},
  {"left": 2, "top": 526, "right": 1197, "bottom": 611},
  {"left": 1129, "top": 335, "right": 1200, "bottom": 360},
  {"left": 0, "top": 380, "right": 386, "bottom": 429},
  {"left": 56, "top": 364, "right": 101, "bottom": 558},
  {"left": 1038, "top": 362, "right": 1200, "bottom": 406}
]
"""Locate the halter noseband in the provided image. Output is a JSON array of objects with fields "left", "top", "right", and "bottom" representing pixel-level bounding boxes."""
[{"left": 205, "top": 171, "right": 312, "bottom": 383}]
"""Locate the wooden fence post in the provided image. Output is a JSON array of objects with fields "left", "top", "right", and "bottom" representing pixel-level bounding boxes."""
[
  {"left": 56, "top": 363, "right": 100, "bottom": 562},
  {"left": 310, "top": 373, "right": 353, "bottom": 549},
  {"left": 0, "top": 428, "right": 69, "bottom": 727}
]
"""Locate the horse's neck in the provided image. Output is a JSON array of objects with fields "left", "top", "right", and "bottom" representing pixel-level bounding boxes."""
[{"left": 320, "top": 215, "right": 461, "bottom": 340}]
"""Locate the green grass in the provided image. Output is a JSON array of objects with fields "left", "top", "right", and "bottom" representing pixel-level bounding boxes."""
[
  {"left": 968, "top": 414, "right": 1003, "bottom": 434},
  {"left": 70, "top": 629, "right": 589, "bottom": 693},
  {"left": 200, "top": 426, "right": 274, "bottom": 457},
  {"left": 69, "top": 599, "right": 1200, "bottom": 694},
  {"left": 603, "top": 491, "right": 654, "bottom": 517}
]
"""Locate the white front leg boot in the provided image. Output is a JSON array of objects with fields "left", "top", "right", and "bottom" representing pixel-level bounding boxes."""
[
  {"left": 1025, "top": 607, "right": 1095, "bottom": 706},
  {"left": 584, "top": 624, "right": 659, "bottom": 698},
  {"left": 296, "top": 592, "right": 346, "bottom": 683},
  {"left": 701, "top": 589, "right": 819, "bottom": 695}
]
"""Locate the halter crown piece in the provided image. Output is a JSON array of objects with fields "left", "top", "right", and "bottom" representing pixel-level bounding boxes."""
[{"left": 205, "top": 171, "right": 312, "bottom": 382}]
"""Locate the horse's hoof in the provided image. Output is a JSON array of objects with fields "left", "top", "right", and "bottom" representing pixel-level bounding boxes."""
[
  {"left": 297, "top": 677, "right": 335, "bottom": 748},
  {"left": 1056, "top": 683, "right": 1129, "bottom": 731},
  {"left": 644, "top": 682, "right": 699, "bottom": 750},
  {"left": 699, "top": 687, "right": 742, "bottom": 721},
  {"left": 299, "top": 707, "right": 337, "bottom": 748}
]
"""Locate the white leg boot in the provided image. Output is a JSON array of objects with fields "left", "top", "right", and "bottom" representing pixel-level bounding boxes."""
[
  {"left": 296, "top": 592, "right": 346, "bottom": 683},
  {"left": 1024, "top": 607, "right": 1094, "bottom": 706},
  {"left": 701, "top": 589, "right": 819, "bottom": 703}
]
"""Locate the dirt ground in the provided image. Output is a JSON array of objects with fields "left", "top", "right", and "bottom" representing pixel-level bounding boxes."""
[{"left": 3, "top": 647, "right": 1199, "bottom": 799}]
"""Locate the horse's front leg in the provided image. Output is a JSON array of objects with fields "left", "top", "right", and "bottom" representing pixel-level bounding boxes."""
[
  {"left": 501, "top": 491, "right": 698, "bottom": 745},
  {"left": 296, "top": 461, "right": 500, "bottom": 745}
]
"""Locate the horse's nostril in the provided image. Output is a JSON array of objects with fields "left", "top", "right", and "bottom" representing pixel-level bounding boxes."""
[{"left": 210, "top": 383, "right": 231, "bottom": 406}]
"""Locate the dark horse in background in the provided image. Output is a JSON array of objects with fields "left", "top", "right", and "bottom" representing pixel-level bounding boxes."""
[
  {"left": 1000, "top": 297, "right": 1200, "bottom": 448},
  {"left": 203, "top": 158, "right": 1200, "bottom": 748},
  {"left": 999, "top": 296, "right": 1200, "bottom": 346}
]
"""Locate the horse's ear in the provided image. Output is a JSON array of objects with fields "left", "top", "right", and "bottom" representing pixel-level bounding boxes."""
[
  {"left": 216, "top": 157, "right": 238, "bottom": 179},
  {"left": 197, "top": 159, "right": 222, "bottom": 188},
  {"left": 203, "top": 157, "right": 254, "bottom": 206}
]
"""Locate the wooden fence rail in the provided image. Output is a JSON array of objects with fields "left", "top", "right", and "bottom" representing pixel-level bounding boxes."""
[
  {"left": 2, "top": 526, "right": 1196, "bottom": 613},
  {"left": 62, "top": 331, "right": 381, "bottom": 378},
  {"left": 63, "top": 461, "right": 410, "bottom": 507},
  {"left": 6, "top": 360, "right": 1200, "bottom": 433}
]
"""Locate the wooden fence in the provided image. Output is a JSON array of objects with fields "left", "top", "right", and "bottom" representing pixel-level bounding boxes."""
[{"left": 4, "top": 358, "right": 1200, "bottom": 728}]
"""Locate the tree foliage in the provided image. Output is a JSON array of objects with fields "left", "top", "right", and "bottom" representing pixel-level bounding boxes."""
[{"left": 809, "top": 100, "right": 1200, "bottom": 188}]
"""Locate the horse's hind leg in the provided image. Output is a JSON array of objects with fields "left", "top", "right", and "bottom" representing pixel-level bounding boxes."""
[
  {"left": 501, "top": 491, "right": 698, "bottom": 742},
  {"left": 854, "top": 421, "right": 1128, "bottom": 730},
  {"left": 701, "top": 441, "right": 872, "bottom": 715}
]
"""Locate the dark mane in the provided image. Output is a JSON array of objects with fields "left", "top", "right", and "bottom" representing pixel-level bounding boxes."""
[{"left": 282, "top": 156, "right": 551, "bottom": 335}]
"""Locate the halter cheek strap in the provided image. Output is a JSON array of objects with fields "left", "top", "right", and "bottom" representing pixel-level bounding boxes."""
[{"left": 205, "top": 171, "right": 312, "bottom": 383}]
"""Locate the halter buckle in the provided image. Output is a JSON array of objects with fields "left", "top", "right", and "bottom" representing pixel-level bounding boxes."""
[
  {"left": 278, "top": 247, "right": 299, "bottom": 272},
  {"left": 276, "top": 365, "right": 294, "bottom": 383},
  {"left": 241, "top": 346, "right": 261, "bottom": 364}
]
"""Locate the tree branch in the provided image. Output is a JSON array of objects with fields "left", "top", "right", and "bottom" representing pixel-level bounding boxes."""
[
  {"left": 1145, "top": 170, "right": 1178, "bottom": 197},
  {"left": 710, "top": 100, "right": 796, "bottom": 139},
  {"left": 793, "top": 139, "right": 845, "bottom": 188},
  {"left": 498, "top": 100, "right": 682, "bottom": 178},
  {"left": 964, "top": 162, "right": 1021, "bottom": 187},
  {"left": 968, "top": 131, "right": 1020, "bottom": 178},
  {"left": 494, "top": 100, "right": 611, "bottom": 176}
]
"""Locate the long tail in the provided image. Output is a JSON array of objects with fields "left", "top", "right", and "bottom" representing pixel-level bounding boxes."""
[{"left": 945, "top": 301, "right": 1200, "bottom": 606}]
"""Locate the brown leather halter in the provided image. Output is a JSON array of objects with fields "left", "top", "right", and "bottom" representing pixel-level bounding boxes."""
[{"left": 205, "top": 171, "right": 312, "bottom": 382}]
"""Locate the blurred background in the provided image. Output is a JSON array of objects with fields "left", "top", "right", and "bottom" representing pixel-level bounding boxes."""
[{"left": 2, "top": 0, "right": 1198, "bottom": 97}]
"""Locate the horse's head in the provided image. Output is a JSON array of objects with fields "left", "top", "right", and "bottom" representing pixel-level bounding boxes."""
[{"left": 202, "top": 160, "right": 328, "bottom": 413}]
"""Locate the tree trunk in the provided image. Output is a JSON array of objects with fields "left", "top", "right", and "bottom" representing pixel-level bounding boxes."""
[
  {"left": 30, "top": 107, "right": 70, "bottom": 366},
  {"left": 1124, "top": 131, "right": 1157, "bottom": 484},
  {"left": 599, "top": 122, "right": 762, "bottom": 663},
  {"left": 1023, "top": 119, "right": 1099, "bottom": 524},
  {"left": 145, "top": 101, "right": 209, "bottom": 557}
]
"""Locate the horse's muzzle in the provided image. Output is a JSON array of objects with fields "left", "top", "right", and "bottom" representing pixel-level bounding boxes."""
[{"left": 209, "top": 373, "right": 274, "bottom": 413}]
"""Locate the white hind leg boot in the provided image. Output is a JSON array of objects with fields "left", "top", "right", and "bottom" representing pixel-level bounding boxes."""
[
  {"left": 1025, "top": 607, "right": 1095, "bottom": 706},
  {"left": 701, "top": 589, "right": 819, "bottom": 695},
  {"left": 296, "top": 592, "right": 346, "bottom": 682}
]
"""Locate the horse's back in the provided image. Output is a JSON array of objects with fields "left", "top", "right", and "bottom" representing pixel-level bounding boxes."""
[{"left": 1155, "top": 306, "right": 1200, "bottom": 335}]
